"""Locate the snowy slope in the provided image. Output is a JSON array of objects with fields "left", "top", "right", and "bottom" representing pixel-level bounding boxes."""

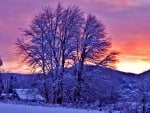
[{"left": 0, "top": 103, "right": 120, "bottom": 113}]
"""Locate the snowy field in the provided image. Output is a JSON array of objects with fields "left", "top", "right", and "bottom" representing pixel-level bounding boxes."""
[{"left": 0, "top": 103, "right": 120, "bottom": 113}]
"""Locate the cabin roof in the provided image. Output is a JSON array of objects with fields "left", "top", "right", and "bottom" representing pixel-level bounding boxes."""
[{"left": 14, "top": 89, "right": 44, "bottom": 101}]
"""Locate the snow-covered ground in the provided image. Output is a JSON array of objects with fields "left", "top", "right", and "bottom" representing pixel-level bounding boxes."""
[{"left": 0, "top": 103, "right": 120, "bottom": 113}]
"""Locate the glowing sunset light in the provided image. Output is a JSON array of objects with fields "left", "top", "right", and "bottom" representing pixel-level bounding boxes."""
[
  {"left": 116, "top": 55, "right": 150, "bottom": 74},
  {"left": 0, "top": 0, "right": 150, "bottom": 74}
]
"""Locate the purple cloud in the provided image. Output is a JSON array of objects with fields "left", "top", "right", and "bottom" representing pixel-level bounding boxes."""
[{"left": 0, "top": 0, "right": 150, "bottom": 73}]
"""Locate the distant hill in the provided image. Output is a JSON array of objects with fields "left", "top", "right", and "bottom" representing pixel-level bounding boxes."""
[{"left": 0, "top": 65, "right": 150, "bottom": 103}]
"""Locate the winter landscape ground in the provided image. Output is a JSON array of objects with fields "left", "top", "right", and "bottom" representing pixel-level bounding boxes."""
[{"left": 0, "top": 103, "right": 120, "bottom": 113}]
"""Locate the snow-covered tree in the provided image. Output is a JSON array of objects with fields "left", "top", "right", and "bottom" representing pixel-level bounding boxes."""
[
  {"left": 16, "top": 4, "right": 83, "bottom": 104},
  {"left": 0, "top": 76, "right": 3, "bottom": 96},
  {"left": 8, "top": 75, "right": 19, "bottom": 93},
  {"left": 74, "top": 14, "right": 118, "bottom": 103},
  {"left": 15, "top": 4, "right": 118, "bottom": 104}
]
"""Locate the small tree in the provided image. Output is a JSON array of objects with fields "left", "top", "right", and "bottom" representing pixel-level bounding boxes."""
[
  {"left": 0, "top": 57, "right": 3, "bottom": 96},
  {"left": 8, "top": 75, "right": 19, "bottom": 93},
  {"left": 0, "top": 57, "right": 2, "bottom": 67},
  {"left": 0, "top": 76, "right": 3, "bottom": 96}
]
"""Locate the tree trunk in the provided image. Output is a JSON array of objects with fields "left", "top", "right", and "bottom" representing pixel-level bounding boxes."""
[{"left": 75, "top": 61, "right": 84, "bottom": 104}]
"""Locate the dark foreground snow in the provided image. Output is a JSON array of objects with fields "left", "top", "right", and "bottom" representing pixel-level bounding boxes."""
[{"left": 0, "top": 103, "right": 120, "bottom": 113}]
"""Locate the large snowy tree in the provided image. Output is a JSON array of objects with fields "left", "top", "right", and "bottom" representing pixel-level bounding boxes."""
[
  {"left": 74, "top": 14, "right": 118, "bottom": 103},
  {"left": 15, "top": 4, "right": 118, "bottom": 104}
]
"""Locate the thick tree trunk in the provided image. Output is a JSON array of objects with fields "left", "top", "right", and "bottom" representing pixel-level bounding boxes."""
[
  {"left": 44, "top": 84, "right": 49, "bottom": 103},
  {"left": 75, "top": 61, "right": 84, "bottom": 104},
  {"left": 43, "top": 71, "right": 49, "bottom": 103},
  {"left": 56, "top": 47, "right": 65, "bottom": 104},
  {"left": 56, "top": 70, "right": 64, "bottom": 104},
  {"left": 42, "top": 55, "right": 49, "bottom": 103}
]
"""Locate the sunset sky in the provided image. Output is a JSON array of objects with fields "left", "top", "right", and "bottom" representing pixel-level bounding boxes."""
[{"left": 0, "top": 0, "right": 150, "bottom": 74}]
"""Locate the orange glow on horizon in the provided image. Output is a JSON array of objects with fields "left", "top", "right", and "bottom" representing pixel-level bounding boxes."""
[
  {"left": 1, "top": 60, "right": 31, "bottom": 74},
  {"left": 1, "top": 36, "right": 150, "bottom": 74},
  {"left": 112, "top": 37, "right": 150, "bottom": 74},
  {"left": 116, "top": 55, "right": 150, "bottom": 74},
  {"left": 0, "top": 0, "right": 150, "bottom": 74}
]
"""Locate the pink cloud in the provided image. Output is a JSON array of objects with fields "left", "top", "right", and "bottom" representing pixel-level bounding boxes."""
[
  {"left": 96, "top": 0, "right": 150, "bottom": 7},
  {"left": 0, "top": 0, "right": 150, "bottom": 73}
]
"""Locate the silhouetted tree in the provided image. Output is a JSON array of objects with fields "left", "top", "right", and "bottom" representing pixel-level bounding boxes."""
[
  {"left": 74, "top": 14, "right": 118, "bottom": 103},
  {"left": 16, "top": 4, "right": 83, "bottom": 104},
  {"left": 15, "top": 4, "right": 118, "bottom": 104},
  {"left": 0, "top": 57, "right": 3, "bottom": 96}
]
